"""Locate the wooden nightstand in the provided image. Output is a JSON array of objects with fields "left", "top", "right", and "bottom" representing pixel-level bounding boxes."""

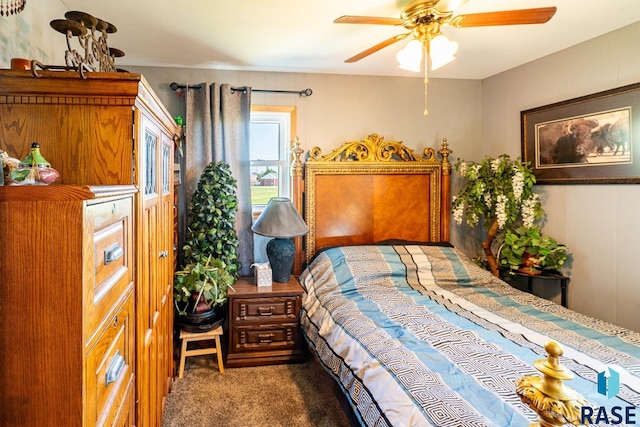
[{"left": 225, "top": 276, "right": 305, "bottom": 368}]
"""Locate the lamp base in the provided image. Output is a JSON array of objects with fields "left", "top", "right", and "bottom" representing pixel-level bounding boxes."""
[{"left": 266, "top": 237, "right": 295, "bottom": 283}]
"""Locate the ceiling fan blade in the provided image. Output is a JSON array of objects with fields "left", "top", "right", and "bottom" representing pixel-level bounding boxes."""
[
  {"left": 450, "top": 7, "right": 557, "bottom": 28},
  {"left": 334, "top": 15, "right": 404, "bottom": 26},
  {"left": 345, "top": 33, "right": 411, "bottom": 63}
]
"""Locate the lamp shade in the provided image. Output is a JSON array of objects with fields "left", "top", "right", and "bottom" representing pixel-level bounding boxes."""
[
  {"left": 251, "top": 197, "right": 309, "bottom": 238},
  {"left": 396, "top": 39, "right": 423, "bottom": 72},
  {"left": 429, "top": 34, "right": 458, "bottom": 70}
]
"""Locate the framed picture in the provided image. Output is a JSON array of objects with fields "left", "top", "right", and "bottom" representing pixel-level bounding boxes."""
[{"left": 521, "top": 82, "right": 640, "bottom": 184}]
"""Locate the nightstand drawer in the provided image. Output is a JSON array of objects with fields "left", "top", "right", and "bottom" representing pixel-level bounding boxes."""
[
  {"left": 230, "top": 324, "right": 300, "bottom": 352},
  {"left": 231, "top": 296, "right": 300, "bottom": 323}
]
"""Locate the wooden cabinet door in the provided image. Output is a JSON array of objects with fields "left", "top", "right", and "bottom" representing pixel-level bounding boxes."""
[
  {"left": 158, "top": 131, "right": 175, "bottom": 405},
  {"left": 135, "top": 108, "right": 175, "bottom": 427},
  {"left": 135, "top": 110, "right": 161, "bottom": 427}
]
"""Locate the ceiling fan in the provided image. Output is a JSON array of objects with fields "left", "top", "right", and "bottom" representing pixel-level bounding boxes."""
[
  {"left": 335, "top": 0, "right": 557, "bottom": 114},
  {"left": 336, "top": 0, "right": 557, "bottom": 64}
]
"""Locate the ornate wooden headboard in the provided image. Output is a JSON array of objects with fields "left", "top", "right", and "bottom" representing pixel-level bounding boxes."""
[{"left": 291, "top": 133, "right": 452, "bottom": 273}]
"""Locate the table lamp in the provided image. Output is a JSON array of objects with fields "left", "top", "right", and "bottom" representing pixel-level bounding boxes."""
[{"left": 251, "top": 197, "right": 309, "bottom": 282}]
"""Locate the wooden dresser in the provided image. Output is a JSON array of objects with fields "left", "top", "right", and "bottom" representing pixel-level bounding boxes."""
[
  {"left": 226, "top": 276, "right": 305, "bottom": 368},
  {"left": 0, "top": 185, "right": 136, "bottom": 427},
  {"left": 0, "top": 70, "right": 178, "bottom": 427}
]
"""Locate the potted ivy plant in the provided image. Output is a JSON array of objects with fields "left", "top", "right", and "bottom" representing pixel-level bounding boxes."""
[
  {"left": 174, "top": 254, "right": 234, "bottom": 332},
  {"left": 182, "top": 161, "right": 241, "bottom": 278},
  {"left": 498, "top": 225, "right": 569, "bottom": 276},
  {"left": 175, "top": 161, "right": 241, "bottom": 331}
]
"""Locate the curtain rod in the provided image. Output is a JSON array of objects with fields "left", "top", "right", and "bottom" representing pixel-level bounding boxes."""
[{"left": 169, "top": 82, "right": 312, "bottom": 97}]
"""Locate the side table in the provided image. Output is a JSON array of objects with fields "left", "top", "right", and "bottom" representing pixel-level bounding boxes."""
[
  {"left": 514, "top": 270, "right": 569, "bottom": 308},
  {"left": 225, "top": 275, "right": 305, "bottom": 368}
]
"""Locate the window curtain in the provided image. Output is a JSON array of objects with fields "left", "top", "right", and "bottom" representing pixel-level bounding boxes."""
[{"left": 184, "top": 83, "right": 253, "bottom": 276}]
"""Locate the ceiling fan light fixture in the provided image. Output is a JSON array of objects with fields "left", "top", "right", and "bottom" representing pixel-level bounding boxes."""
[
  {"left": 396, "top": 39, "right": 423, "bottom": 72},
  {"left": 429, "top": 34, "right": 458, "bottom": 70}
]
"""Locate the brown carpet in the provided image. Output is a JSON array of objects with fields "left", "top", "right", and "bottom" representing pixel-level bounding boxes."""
[{"left": 161, "top": 355, "right": 352, "bottom": 427}]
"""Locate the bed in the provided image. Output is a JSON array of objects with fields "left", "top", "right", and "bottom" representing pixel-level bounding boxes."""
[{"left": 291, "top": 134, "right": 640, "bottom": 427}]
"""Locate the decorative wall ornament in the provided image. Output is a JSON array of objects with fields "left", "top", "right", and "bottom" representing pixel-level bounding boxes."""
[
  {"left": 308, "top": 133, "right": 436, "bottom": 162},
  {"left": 0, "top": 0, "right": 25, "bottom": 16},
  {"left": 48, "top": 11, "right": 124, "bottom": 76}
]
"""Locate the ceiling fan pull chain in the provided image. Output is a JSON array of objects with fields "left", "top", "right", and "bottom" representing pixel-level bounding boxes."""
[{"left": 423, "top": 49, "right": 429, "bottom": 117}]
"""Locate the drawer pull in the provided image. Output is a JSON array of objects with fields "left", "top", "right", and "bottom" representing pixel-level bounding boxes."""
[
  {"left": 258, "top": 306, "right": 274, "bottom": 316},
  {"left": 258, "top": 333, "right": 274, "bottom": 344},
  {"left": 104, "top": 243, "right": 124, "bottom": 265},
  {"left": 105, "top": 351, "right": 125, "bottom": 386}
]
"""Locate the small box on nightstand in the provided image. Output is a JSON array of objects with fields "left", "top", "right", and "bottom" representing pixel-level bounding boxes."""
[{"left": 252, "top": 262, "right": 272, "bottom": 287}]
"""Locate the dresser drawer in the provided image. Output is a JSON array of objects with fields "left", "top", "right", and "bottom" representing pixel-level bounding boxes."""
[
  {"left": 86, "top": 293, "right": 134, "bottom": 427},
  {"left": 230, "top": 323, "right": 300, "bottom": 353},
  {"left": 231, "top": 295, "right": 300, "bottom": 324},
  {"left": 85, "top": 196, "right": 134, "bottom": 340}
]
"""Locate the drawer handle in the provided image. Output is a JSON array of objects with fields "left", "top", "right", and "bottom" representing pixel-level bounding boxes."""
[
  {"left": 258, "top": 333, "right": 274, "bottom": 344},
  {"left": 104, "top": 243, "right": 124, "bottom": 265},
  {"left": 106, "top": 351, "right": 125, "bottom": 386},
  {"left": 258, "top": 306, "right": 274, "bottom": 316}
]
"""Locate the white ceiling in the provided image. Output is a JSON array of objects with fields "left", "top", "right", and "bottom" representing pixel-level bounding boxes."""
[{"left": 59, "top": 0, "right": 640, "bottom": 80}]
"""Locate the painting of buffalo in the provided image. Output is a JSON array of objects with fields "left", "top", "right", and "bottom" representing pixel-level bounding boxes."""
[
  {"left": 536, "top": 109, "right": 631, "bottom": 167},
  {"left": 522, "top": 82, "right": 640, "bottom": 184}
]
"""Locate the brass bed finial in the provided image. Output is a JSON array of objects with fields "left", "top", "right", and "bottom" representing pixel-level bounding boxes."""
[
  {"left": 516, "top": 341, "right": 588, "bottom": 427},
  {"left": 290, "top": 136, "right": 304, "bottom": 177},
  {"left": 438, "top": 137, "right": 452, "bottom": 174}
]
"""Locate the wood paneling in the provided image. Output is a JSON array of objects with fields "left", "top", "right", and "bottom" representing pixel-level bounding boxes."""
[{"left": 302, "top": 158, "right": 448, "bottom": 263}]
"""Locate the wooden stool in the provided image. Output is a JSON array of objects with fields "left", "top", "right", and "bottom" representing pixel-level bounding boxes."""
[{"left": 178, "top": 325, "right": 224, "bottom": 378}]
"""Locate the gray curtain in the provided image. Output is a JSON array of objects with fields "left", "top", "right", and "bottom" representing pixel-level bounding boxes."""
[{"left": 184, "top": 83, "right": 253, "bottom": 276}]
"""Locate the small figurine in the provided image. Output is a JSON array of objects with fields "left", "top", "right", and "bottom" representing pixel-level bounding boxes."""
[
  {"left": 10, "top": 142, "right": 60, "bottom": 185},
  {"left": 1, "top": 149, "right": 20, "bottom": 184}
]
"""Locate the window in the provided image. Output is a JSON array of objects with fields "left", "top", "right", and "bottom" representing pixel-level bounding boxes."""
[{"left": 249, "top": 106, "right": 296, "bottom": 216}]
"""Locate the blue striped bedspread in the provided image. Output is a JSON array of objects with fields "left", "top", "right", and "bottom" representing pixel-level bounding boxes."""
[{"left": 299, "top": 244, "right": 640, "bottom": 427}]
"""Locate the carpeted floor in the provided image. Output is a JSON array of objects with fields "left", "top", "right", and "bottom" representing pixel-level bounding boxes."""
[{"left": 161, "top": 355, "right": 352, "bottom": 427}]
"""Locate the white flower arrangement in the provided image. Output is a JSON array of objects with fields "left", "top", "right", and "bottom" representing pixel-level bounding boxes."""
[
  {"left": 453, "top": 154, "right": 541, "bottom": 230},
  {"left": 453, "top": 154, "right": 544, "bottom": 277}
]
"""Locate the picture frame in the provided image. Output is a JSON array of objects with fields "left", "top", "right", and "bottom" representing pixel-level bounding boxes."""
[{"left": 521, "top": 82, "right": 640, "bottom": 184}]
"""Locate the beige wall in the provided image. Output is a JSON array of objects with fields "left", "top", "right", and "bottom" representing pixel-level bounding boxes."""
[
  {"left": 0, "top": 2, "right": 70, "bottom": 68},
  {"left": 481, "top": 22, "right": 640, "bottom": 331},
  {"left": 128, "top": 66, "right": 483, "bottom": 162}
]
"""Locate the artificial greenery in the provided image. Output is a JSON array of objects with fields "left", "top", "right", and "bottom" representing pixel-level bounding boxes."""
[
  {"left": 498, "top": 225, "right": 568, "bottom": 275},
  {"left": 453, "top": 155, "right": 543, "bottom": 276},
  {"left": 174, "top": 255, "right": 235, "bottom": 315},
  {"left": 182, "top": 161, "right": 240, "bottom": 279}
]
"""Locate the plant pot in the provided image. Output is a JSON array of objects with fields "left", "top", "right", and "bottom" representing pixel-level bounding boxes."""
[
  {"left": 518, "top": 252, "right": 541, "bottom": 276},
  {"left": 177, "top": 306, "right": 225, "bottom": 333}
]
